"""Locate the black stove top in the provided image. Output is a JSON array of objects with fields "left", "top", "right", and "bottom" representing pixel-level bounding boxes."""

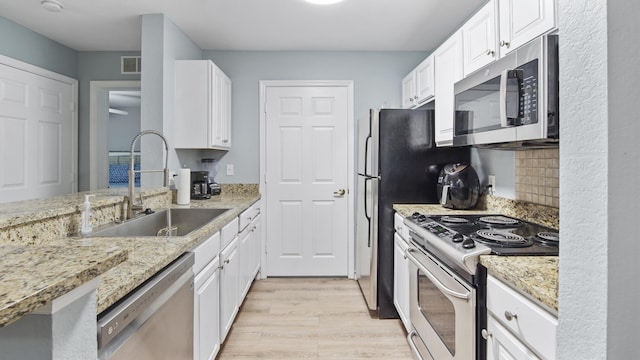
[{"left": 410, "top": 213, "right": 559, "bottom": 256}]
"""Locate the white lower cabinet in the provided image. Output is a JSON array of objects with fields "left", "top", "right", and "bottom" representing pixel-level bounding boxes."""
[
  {"left": 485, "top": 275, "right": 557, "bottom": 360},
  {"left": 220, "top": 237, "right": 239, "bottom": 341},
  {"left": 194, "top": 257, "right": 220, "bottom": 360},
  {"left": 393, "top": 213, "right": 411, "bottom": 331}
]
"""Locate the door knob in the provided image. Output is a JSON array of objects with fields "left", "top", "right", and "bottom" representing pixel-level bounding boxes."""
[{"left": 333, "top": 189, "right": 346, "bottom": 197}]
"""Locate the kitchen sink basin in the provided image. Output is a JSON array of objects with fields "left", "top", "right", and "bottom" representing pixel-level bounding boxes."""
[{"left": 91, "top": 208, "right": 230, "bottom": 237}]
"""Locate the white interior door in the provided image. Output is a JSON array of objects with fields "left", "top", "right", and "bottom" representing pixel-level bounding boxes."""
[
  {"left": 0, "top": 61, "right": 75, "bottom": 204},
  {"left": 264, "top": 85, "right": 350, "bottom": 276}
]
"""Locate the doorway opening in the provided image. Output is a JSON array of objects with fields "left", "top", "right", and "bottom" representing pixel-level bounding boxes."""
[{"left": 89, "top": 81, "right": 141, "bottom": 190}]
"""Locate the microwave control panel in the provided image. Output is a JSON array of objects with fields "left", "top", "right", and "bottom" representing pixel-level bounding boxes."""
[{"left": 518, "top": 59, "right": 539, "bottom": 125}]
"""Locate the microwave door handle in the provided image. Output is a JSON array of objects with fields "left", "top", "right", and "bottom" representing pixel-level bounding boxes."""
[{"left": 499, "top": 69, "right": 510, "bottom": 128}]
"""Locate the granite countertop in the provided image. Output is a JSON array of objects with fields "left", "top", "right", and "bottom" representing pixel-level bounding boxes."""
[
  {"left": 68, "top": 193, "right": 260, "bottom": 314},
  {"left": 393, "top": 203, "right": 559, "bottom": 314},
  {"left": 0, "top": 243, "right": 127, "bottom": 328},
  {"left": 0, "top": 190, "right": 260, "bottom": 325}
]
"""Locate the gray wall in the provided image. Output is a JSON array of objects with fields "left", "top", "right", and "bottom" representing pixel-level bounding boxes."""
[
  {"left": 607, "top": 1, "right": 640, "bottom": 357},
  {"left": 0, "top": 16, "right": 77, "bottom": 78},
  {"left": 471, "top": 148, "right": 515, "bottom": 199},
  {"left": 141, "top": 14, "right": 203, "bottom": 185},
  {"left": 203, "top": 50, "right": 428, "bottom": 183},
  {"left": 109, "top": 105, "right": 141, "bottom": 151},
  {"left": 77, "top": 51, "right": 141, "bottom": 190}
]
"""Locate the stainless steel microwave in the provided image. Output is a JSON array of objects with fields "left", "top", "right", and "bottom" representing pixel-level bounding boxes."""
[{"left": 453, "top": 35, "right": 559, "bottom": 147}]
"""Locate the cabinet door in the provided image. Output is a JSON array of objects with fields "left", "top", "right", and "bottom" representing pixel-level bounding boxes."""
[
  {"left": 238, "top": 227, "right": 252, "bottom": 302},
  {"left": 219, "top": 238, "right": 239, "bottom": 341},
  {"left": 393, "top": 233, "right": 410, "bottom": 331},
  {"left": 486, "top": 316, "right": 540, "bottom": 360},
  {"left": 251, "top": 214, "right": 262, "bottom": 278},
  {"left": 194, "top": 259, "right": 220, "bottom": 360},
  {"left": 211, "top": 66, "right": 231, "bottom": 149},
  {"left": 434, "top": 30, "right": 463, "bottom": 147},
  {"left": 463, "top": 0, "right": 498, "bottom": 76},
  {"left": 401, "top": 71, "right": 416, "bottom": 109},
  {"left": 498, "top": 0, "right": 555, "bottom": 56},
  {"left": 415, "top": 55, "right": 435, "bottom": 105}
]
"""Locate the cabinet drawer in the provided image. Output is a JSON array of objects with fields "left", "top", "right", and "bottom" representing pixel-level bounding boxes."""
[
  {"left": 221, "top": 217, "right": 239, "bottom": 249},
  {"left": 486, "top": 275, "right": 557, "bottom": 359},
  {"left": 394, "top": 212, "right": 409, "bottom": 240},
  {"left": 192, "top": 232, "right": 221, "bottom": 275},
  {"left": 238, "top": 202, "right": 259, "bottom": 232}
]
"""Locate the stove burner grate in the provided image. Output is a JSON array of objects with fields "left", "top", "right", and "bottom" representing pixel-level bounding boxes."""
[
  {"left": 475, "top": 229, "right": 532, "bottom": 247},
  {"left": 440, "top": 216, "right": 470, "bottom": 224},
  {"left": 479, "top": 216, "right": 520, "bottom": 226}
]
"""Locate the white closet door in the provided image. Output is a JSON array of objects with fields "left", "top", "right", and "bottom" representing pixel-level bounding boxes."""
[{"left": 0, "top": 63, "right": 75, "bottom": 203}]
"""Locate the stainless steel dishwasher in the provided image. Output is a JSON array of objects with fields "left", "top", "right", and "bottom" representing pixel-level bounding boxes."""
[{"left": 97, "top": 252, "right": 194, "bottom": 360}]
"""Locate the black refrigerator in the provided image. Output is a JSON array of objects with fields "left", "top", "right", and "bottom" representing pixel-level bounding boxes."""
[{"left": 355, "top": 108, "right": 470, "bottom": 318}]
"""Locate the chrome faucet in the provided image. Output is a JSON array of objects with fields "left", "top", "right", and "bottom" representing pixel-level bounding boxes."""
[{"left": 128, "top": 130, "right": 170, "bottom": 220}]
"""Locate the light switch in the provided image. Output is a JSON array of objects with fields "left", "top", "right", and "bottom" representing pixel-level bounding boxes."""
[{"left": 226, "top": 164, "right": 234, "bottom": 176}]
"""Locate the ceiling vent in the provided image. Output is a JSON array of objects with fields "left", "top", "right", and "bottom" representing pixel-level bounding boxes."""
[{"left": 121, "top": 56, "right": 141, "bottom": 74}]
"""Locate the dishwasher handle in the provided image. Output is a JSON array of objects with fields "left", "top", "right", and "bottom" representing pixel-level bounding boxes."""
[{"left": 97, "top": 252, "right": 194, "bottom": 348}]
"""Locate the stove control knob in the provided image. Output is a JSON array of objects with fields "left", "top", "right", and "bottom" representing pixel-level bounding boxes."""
[
  {"left": 451, "top": 233, "right": 463, "bottom": 243},
  {"left": 462, "top": 237, "right": 476, "bottom": 249},
  {"left": 411, "top": 212, "right": 421, "bottom": 219},
  {"left": 417, "top": 215, "right": 427, "bottom": 222}
]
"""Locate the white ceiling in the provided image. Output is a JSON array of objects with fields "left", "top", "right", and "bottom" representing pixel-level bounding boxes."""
[{"left": 0, "top": 0, "right": 485, "bottom": 52}]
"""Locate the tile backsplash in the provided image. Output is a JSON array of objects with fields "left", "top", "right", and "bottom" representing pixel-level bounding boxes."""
[{"left": 515, "top": 148, "right": 559, "bottom": 208}]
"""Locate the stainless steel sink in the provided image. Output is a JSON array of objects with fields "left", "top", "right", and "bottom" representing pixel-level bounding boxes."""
[{"left": 91, "top": 208, "right": 229, "bottom": 237}]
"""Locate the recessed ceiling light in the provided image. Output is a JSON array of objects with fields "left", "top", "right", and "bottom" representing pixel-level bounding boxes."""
[
  {"left": 305, "top": 0, "right": 345, "bottom": 5},
  {"left": 41, "top": 0, "right": 64, "bottom": 12}
]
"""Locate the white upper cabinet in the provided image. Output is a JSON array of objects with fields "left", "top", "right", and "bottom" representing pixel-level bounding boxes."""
[
  {"left": 462, "top": 0, "right": 498, "bottom": 76},
  {"left": 498, "top": 0, "right": 556, "bottom": 56},
  {"left": 401, "top": 71, "right": 416, "bottom": 109},
  {"left": 434, "top": 30, "right": 463, "bottom": 147},
  {"left": 401, "top": 55, "right": 435, "bottom": 109},
  {"left": 174, "top": 60, "right": 232, "bottom": 150}
]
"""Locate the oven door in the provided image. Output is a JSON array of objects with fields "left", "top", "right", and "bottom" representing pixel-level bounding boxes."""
[{"left": 406, "top": 246, "right": 476, "bottom": 360}]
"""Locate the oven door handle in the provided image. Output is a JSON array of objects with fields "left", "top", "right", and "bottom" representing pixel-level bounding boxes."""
[
  {"left": 406, "top": 247, "right": 471, "bottom": 301},
  {"left": 407, "top": 331, "right": 425, "bottom": 360}
]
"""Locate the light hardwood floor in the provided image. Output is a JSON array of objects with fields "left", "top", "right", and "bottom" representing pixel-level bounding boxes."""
[{"left": 217, "top": 278, "right": 413, "bottom": 359}]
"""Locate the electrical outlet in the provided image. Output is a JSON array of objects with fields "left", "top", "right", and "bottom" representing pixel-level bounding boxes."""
[
  {"left": 226, "top": 164, "right": 234, "bottom": 176},
  {"left": 488, "top": 175, "right": 496, "bottom": 194}
]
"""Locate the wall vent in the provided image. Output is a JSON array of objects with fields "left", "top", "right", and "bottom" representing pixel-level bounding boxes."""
[{"left": 121, "top": 56, "right": 141, "bottom": 74}]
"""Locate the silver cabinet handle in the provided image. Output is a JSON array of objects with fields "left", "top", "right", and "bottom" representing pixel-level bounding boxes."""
[
  {"left": 481, "top": 329, "right": 493, "bottom": 339},
  {"left": 504, "top": 310, "right": 517, "bottom": 321},
  {"left": 486, "top": 49, "right": 495, "bottom": 56},
  {"left": 333, "top": 189, "right": 346, "bottom": 197},
  {"left": 500, "top": 40, "right": 510, "bottom": 48}
]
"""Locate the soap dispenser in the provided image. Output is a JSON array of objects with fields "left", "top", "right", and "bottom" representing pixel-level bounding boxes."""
[{"left": 81, "top": 194, "right": 95, "bottom": 235}]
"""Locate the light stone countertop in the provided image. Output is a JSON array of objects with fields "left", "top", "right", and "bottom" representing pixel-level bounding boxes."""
[
  {"left": 393, "top": 203, "right": 559, "bottom": 313},
  {"left": 0, "top": 243, "right": 127, "bottom": 328},
  {"left": 0, "top": 189, "right": 260, "bottom": 325},
  {"left": 63, "top": 193, "right": 261, "bottom": 314}
]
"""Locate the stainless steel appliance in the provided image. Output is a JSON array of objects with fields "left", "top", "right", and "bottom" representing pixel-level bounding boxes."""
[
  {"left": 201, "top": 158, "right": 222, "bottom": 196},
  {"left": 97, "top": 253, "right": 194, "bottom": 360},
  {"left": 403, "top": 213, "right": 558, "bottom": 359},
  {"left": 437, "top": 163, "right": 481, "bottom": 209},
  {"left": 355, "top": 109, "right": 469, "bottom": 318},
  {"left": 453, "top": 35, "right": 559, "bottom": 148},
  {"left": 191, "top": 171, "right": 213, "bottom": 199}
]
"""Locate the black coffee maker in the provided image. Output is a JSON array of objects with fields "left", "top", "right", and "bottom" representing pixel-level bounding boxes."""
[{"left": 191, "top": 171, "right": 211, "bottom": 199}]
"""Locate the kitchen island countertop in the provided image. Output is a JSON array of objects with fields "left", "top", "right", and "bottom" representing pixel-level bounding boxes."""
[
  {"left": 0, "top": 190, "right": 260, "bottom": 326},
  {"left": 394, "top": 203, "right": 559, "bottom": 314}
]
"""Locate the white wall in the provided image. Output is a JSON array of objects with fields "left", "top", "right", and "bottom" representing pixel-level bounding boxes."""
[
  {"left": 556, "top": 0, "right": 640, "bottom": 358},
  {"left": 108, "top": 105, "right": 141, "bottom": 151}
]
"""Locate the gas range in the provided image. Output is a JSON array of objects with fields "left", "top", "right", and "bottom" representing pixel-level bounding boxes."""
[{"left": 404, "top": 212, "right": 559, "bottom": 277}]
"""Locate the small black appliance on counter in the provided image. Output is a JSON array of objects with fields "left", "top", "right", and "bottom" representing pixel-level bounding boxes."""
[
  {"left": 437, "top": 163, "right": 480, "bottom": 209},
  {"left": 191, "top": 171, "right": 220, "bottom": 199}
]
